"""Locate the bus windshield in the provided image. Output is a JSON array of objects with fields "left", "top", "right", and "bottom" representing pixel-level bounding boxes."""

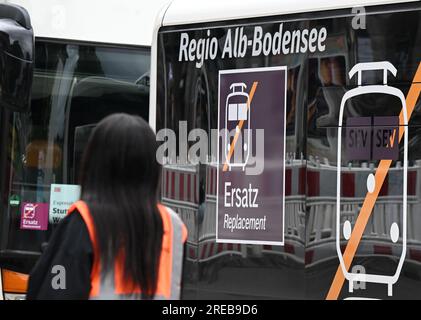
[{"left": 0, "top": 40, "right": 150, "bottom": 273}]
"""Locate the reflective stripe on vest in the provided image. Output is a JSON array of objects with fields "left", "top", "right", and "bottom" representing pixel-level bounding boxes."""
[{"left": 67, "top": 200, "right": 187, "bottom": 300}]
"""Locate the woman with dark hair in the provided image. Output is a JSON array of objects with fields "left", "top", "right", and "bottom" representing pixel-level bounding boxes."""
[{"left": 27, "top": 113, "right": 187, "bottom": 299}]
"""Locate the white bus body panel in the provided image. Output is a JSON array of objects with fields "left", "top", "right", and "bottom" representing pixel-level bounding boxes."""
[
  {"left": 8, "top": 0, "right": 171, "bottom": 46},
  {"left": 162, "top": 0, "right": 419, "bottom": 26}
]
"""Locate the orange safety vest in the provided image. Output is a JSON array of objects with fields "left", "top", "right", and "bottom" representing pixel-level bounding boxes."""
[{"left": 67, "top": 200, "right": 187, "bottom": 299}]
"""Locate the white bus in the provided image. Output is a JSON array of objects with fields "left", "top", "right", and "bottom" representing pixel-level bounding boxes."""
[
  {"left": 150, "top": 0, "right": 421, "bottom": 300},
  {"left": 0, "top": 0, "right": 169, "bottom": 300}
]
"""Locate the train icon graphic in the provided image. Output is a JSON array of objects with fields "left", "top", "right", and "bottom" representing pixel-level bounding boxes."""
[
  {"left": 23, "top": 203, "right": 37, "bottom": 219},
  {"left": 224, "top": 82, "right": 251, "bottom": 170},
  {"left": 336, "top": 62, "right": 408, "bottom": 297}
]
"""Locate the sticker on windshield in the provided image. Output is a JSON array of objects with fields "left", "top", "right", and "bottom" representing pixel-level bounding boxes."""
[
  {"left": 49, "top": 184, "right": 81, "bottom": 224},
  {"left": 9, "top": 194, "right": 20, "bottom": 207},
  {"left": 20, "top": 202, "right": 49, "bottom": 231}
]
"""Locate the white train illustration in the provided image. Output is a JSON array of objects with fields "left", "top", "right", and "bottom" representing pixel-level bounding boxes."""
[
  {"left": 225, "top": 83, "right": 251, "bottom": 170},
  {"left": 336, "top": 61, "right": 408, "bottom": 296}
]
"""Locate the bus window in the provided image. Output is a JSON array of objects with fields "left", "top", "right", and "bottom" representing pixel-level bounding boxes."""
[
  {"left": 154, "top": 0, "right": 421, "bottom": 300},
  {"left": 0, "top": 40, "right": 150, "bottom": 274}
]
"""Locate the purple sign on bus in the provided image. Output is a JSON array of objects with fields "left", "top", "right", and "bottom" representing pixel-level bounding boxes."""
[
  {"left": 217, "top": 66, "right": 286, "bottom": 245},
  {"left": 20, "top": 202, "right": 49, "bottom": 231}
]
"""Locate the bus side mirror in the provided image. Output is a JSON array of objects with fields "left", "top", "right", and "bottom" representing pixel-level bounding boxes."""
[{"left": 0, "top": 4, "right": 34, "bottom": 113}]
